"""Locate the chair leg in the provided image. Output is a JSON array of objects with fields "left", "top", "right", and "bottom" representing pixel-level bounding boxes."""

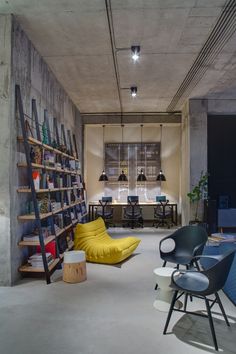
[
  {"left": 194, "top": 260, "right": 201, "bottom": 271},
  {"left": 185, "top": 265, "right": 193, "bottom": 301},
  {"left": 163, "top": 290, "right": 178, "bottom": 335},
  {"left": 205, "top": 297, "right": 218, "bottom": 351},
  {"left": 215, "top": 292, "right": 230, "bottom": 327},
  {"left": 184, "top": 293, "right": 188, "bottom": 311}
]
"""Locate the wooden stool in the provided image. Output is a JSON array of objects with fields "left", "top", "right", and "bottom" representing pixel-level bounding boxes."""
[{"left": 63, "top": 250, "right": 87, "bottom": 283}]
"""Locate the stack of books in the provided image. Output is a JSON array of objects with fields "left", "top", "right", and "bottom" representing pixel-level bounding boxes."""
[
  {"left": 28, "top": 253, "right": 54, "bottom": 268},
  {"left": 208, "top": 233, "right": 236, "bottom": 246},
  {"left": 23, "top": 228, "right": 50, "bottom": 242}
]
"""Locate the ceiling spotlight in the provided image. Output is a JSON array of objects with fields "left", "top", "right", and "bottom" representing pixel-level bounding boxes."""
[
  {"left": 131, "top": 45, "right": 140, "bottom": 61},
  {"left": 131, "top": 86, "right": 137, "bottom": 98}
]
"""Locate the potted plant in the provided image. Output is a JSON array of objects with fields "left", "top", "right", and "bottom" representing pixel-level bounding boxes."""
[{"left": 187, "top": 171, "right": 208, "bottom": 223}]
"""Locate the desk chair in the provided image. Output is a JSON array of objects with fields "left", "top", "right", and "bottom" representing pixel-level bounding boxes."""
[
  {"left": 123, "top": 200, "right": 143, "bottom": 229},
  {"left": 163, "top": 250, "right": 236, "bottom": 351},
  {"left": 95, "top": 200, "right": 114, "bottom": 227},
  {"left": 153, "top": 200, "right": 173, "bottom": 228}
]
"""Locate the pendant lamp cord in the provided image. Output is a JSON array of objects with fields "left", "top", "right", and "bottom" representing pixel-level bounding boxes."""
[
  {"left": 160, "top": 124, "right": 162, "bottom": 168},
  {"left": 103, "top": 125, "right": 105, "bottom": 170},
  {"left": 141, "top": 124, "right": 143, "bottom": 171}
]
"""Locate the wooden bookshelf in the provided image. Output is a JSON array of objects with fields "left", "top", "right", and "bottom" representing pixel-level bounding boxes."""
[{"left": 16, "top": 85, "right": 87, "bottom": 284}]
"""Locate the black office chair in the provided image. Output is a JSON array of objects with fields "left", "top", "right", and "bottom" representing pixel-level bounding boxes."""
[
  {"left": 95, "top": 200, "right": 114, "bottom": 227},
  {"left": 123, "top": 200, "right": 143, "bottom": 229},
  {"left": 159, "top": 225, "right": 208, "bottom": 269},
  {"left": 153, "top": 200, "right": 173, "bottom": 228},
  {"left": 163, "top": 250, "right": 236, "bottom": 351}
]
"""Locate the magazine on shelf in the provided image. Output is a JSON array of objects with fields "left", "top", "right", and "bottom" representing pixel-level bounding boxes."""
[
  {"left": 209, "top": 233, "right": 236, "bottom": 245},
  {"left": 28, "top": 252, "right": 54, "bottom": 268}
]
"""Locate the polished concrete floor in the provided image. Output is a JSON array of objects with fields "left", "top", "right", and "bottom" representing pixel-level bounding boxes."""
[{"left": 0, "top": 228, "right": 235, "bottom": 354}]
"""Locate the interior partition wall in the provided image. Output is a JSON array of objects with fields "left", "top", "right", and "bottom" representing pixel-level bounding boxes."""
[{"left": 84, "top": 124, "right": 181, "bottom": 220}]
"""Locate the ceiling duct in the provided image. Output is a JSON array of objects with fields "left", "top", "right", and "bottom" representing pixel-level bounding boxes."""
[{"left": 167, "top": 0, "right": 236, "bottom": 111}]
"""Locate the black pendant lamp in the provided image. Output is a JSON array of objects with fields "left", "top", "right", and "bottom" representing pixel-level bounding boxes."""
[
  {"left": 99, "top": 125, "right": 108, "bottom": 181},
  {"left": 156, "top": 170, "right": 166, "bottom": 181},
  {"left": 137, "top": 124, "right": 147, "bottom": 181},
  {"left": 118, "top": 124, "right": 128, "bottom": 182},
  {"left": 156, "top": 124, "right": 166, "bottom": 181}
]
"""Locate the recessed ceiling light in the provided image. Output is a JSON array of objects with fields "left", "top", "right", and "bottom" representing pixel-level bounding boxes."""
[
  {"left": 131, "top": 46, "right": 140, "bottom": 61},
  {"left": 131, "top": 86, "right": 137, "bottom": 97}
]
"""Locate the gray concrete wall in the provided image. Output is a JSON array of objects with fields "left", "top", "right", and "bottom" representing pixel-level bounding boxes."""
[
  {"left": 0, "top": 15, "right": 83, "bottom": 285},
  {"left": 181, "top": 99, "right": 208, "bottom": 224},
  {"left": 180, "top": 101, "right": 190, "bottom": 225},
  {"left": 0, "top": 15, "right": 12, "bottom": 286}
]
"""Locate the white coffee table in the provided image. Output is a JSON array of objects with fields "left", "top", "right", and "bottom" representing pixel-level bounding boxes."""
[{"left": 153, "top": 267, "right": 182, "bottom": 312}]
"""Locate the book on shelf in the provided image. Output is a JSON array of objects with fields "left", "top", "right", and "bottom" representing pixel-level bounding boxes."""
[
  {"left": 28, "top": 252, "right": 54, "bottom": 268},
  {"left": 208, "top": 233, "right": 236, "bottom": 245},
  {"left": 23, "top": 227, "right": 50, "bottom": 241}
]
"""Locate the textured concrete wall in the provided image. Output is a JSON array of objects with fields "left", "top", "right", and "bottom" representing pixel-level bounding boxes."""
[
  {"left": 0, "top": 15, "right": 12, "bottom": 286},
  {"left": 0, "top": 16, "right": 83, "bottom": 285},
  {"left": 180, "top": 101, "right": 190, "bottom": 225},
  {"left": 181, "top": 99, "right": 208, "bottom": 224}
]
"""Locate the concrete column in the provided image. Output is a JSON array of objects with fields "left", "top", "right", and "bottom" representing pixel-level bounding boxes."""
[
  {"left": 0, "top": 15, "right": 12, "bottom": 286},
  {"left": 180, "top": 101, "right": 190, "bottom": 225},
  {"left": 181, "top": 99, "right": 208, "bottom": 224}
]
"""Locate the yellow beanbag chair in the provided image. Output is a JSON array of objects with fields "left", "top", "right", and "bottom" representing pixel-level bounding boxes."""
[{"left": 74, "top": 217, "right": 141, "bottom": 264}]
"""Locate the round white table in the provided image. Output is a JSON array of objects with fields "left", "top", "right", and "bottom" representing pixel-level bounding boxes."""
[{"left": 153, "top": 267, "right": 182, "bottom": 312}]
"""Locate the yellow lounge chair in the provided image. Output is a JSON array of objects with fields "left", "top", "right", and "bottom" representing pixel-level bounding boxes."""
[{"left": 74, "top": 217, "right": 141, "bottom": 264}]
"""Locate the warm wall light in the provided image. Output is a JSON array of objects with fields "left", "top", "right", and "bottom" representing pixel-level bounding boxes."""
[
  {"left": 131, "top": 86, "right": 137, "bottom": 97},
  {"left": 131, "top": 45, "right": 140, "bottom": 61},
  {"left": 99, "top": 125, "right": 109, "bottom": 181}
]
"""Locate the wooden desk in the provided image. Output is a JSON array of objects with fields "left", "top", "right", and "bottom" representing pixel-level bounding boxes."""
[{"left": 88, "top": 201, "right": 178, "bottom": 226}]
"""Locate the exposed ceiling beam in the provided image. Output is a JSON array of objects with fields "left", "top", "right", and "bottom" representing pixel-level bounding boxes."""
[{"left": 82, "top": 112, "right": 181, "bottom": 125}]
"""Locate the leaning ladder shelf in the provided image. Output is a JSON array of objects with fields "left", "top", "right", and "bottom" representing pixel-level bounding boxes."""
[{"left": 15, "top": 84, "right": 86, "bottom": 284}]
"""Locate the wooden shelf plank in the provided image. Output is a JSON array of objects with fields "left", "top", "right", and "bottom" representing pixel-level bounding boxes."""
[
  {"left": 55, "top": 223, "right": 74, "bottom": 237},
  {"left": 17, "top": 201, "right": 84, "bottom": 221},
  {"left": 18, "top": 211, "right": 53, "bottom": 221},
  {"left": 17, "top": 186, "right": 80, "bottom": 193},
  {"left": 18, "top": 235, "right": 55, "bottom": 247},
  {"left": 56, "top": 227, "right": 66, "bottom": 237},
  {"left": 19, "top": 258, "right": 60, "bottom": 273},
  {"left": 18, "top": 136, "right": 79, "bottom": 162},
  {"left": 17, "top": 162, "right": 80, "bottom": 175}
]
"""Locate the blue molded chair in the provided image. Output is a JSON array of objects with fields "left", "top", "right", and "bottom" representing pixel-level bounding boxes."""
[
  {"left": 159, "top": 225, "right": 208, "bottom": 269},
  {"left": 163, "top": 250, "right": 236, "bottom": 351}
]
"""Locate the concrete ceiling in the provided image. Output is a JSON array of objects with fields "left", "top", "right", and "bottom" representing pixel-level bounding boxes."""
[{"left": 1, "top": 0, "right": 236, "bottom": 113}]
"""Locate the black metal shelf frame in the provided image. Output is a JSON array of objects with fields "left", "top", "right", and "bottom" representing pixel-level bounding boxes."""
[{"left": 15, "top": 84, "right": 86, "bottom": 284}]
